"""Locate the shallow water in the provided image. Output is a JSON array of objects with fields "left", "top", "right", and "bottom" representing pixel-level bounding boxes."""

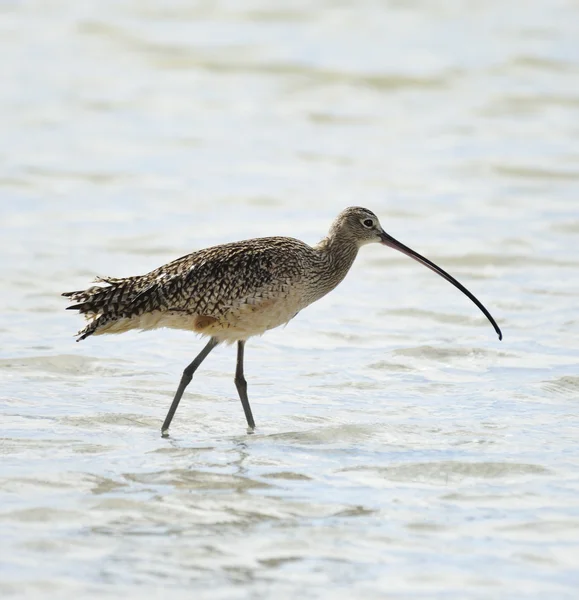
[{"left": 2, "top": 0, "right": 579, "bottom": 597}]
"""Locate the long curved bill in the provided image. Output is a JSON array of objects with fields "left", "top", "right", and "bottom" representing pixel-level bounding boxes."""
[{"left": 379, "top": 231, "right": 502, "bottom": 340}]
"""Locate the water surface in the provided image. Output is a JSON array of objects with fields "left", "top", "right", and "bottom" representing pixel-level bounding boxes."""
[{"left": 1, "top": 0, "right": 579, "bottom": 597}]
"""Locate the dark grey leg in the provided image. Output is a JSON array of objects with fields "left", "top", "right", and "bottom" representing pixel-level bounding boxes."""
[
  {"left": 235, "top": 340, "right": 255, "bottom": 430},
  {"left": 161, "top": 337, "right": 219, "bottom": 436}
]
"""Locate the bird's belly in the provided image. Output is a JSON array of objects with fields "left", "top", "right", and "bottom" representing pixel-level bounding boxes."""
[
  {"left": 97, "top": 288, "right": 307, "bottom": 343},
  {"left": 214, "top": 292, "right": 304, "bottom": 343}
]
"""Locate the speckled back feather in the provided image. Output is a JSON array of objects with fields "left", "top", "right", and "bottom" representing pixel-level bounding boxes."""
[{"left": 64, "top": 237, "right": 310, "bottom": 341}]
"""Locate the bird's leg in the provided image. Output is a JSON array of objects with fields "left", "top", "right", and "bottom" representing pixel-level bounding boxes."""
[
  {"left": 234, "top": 340, "right": 255, "bottom": 430},
  {"left": 161, "top": 337, "right": 219, "bottom": 436}
]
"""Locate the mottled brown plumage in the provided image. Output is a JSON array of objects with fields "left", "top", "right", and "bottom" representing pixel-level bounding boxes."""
[
  {"left": 64, "top": 208, "right": 373, "bottom": 343},
  {"left": 63, "top": 206, "right": 502, "bottom": 435}
]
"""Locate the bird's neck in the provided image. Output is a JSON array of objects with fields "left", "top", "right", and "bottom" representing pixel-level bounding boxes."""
[{"left": 310, "top": 233, "right": 359, "bottom": 301}]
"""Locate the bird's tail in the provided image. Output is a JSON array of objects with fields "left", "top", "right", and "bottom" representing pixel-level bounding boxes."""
[{"left": 62, "top": 276, "right": 146, "bottom": 341}]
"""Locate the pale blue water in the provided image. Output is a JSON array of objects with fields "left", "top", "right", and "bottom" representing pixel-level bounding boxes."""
[{"left": 1, "top": 1, "right": 579, "bottom": 598}]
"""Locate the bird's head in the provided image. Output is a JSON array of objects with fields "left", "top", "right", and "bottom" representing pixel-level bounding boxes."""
[{"left": 331, "top": 206, "right": 387, "bottom": 247}]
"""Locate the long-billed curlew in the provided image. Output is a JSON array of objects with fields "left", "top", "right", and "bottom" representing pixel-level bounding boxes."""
[{"left": 63, "top": 207, "right": 502, "bottom": 435}]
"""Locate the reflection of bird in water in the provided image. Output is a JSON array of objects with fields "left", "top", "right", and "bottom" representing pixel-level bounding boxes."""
[{"left": 63, "top": 207, "right": 502, "bottom": 436}]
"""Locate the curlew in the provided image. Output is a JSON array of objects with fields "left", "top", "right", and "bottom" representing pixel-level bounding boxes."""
[{"left": 63, "top": 207, "right": 502, "bottom": 436}]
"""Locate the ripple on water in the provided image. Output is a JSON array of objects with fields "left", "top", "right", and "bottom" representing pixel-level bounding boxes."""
[
  {"left": 255, "top": 423, "right": 379, "bottom": 446},
  {"left": 379, "top": 307, "right": 482, "bottom": 327},
  {"left": 368, "top": 361, "right": 413, "bottom": 372},
  {"left": 552, "top": 220, "right": 579, "bottom": 234},
  {"left": 497, "top": 520, "right": 579, "bottom": 537},
  {"left": 122, "top": 469, "right": 270, "bottom": 491},
  {"left": 392, "top": 345, "right": 510, "bottom": 361},
  {"left": 539, "top": 376, "right": 579, "bottom": 398},
  {"left": 61, "top": 414, "right": 159, "bottom": 430},
  {"left": 492, "top": 165, "right": 579, "bottom": 182},
  {"left": 340, "top": 461, "right": 551, "bottom": 484},
  {"left": 0, "top": 354, "right": 131, "bottom": 377},
  {"left": 0, "top": 507, "right": 85, "bottom": 523}
]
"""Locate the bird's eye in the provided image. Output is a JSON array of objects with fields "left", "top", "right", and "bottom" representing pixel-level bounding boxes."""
[{"left": 363, "top": 219, "right": 374, "bottom": 228}]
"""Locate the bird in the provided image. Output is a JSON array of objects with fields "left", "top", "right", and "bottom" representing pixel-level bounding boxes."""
[{"left": 63, "top": 206, "right": 502, "bottom": 436}]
